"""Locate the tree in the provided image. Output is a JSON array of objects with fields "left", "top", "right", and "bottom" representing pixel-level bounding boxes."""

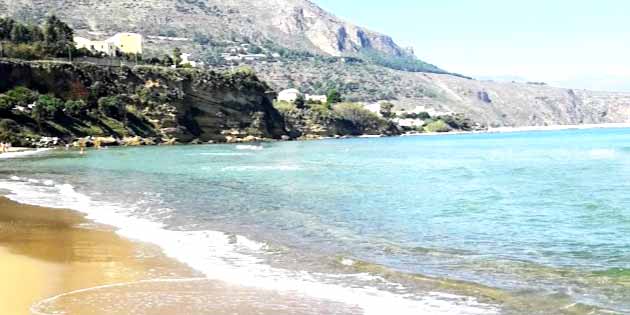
[
  {"left": 326, "top": 88, "right": 343, "bottom": 104},
  {"left": 294, "top": 94, "right": 306, "bottom": 109},
  {"left": 162, "top": 55, "right": 174, "bottom": 67},
  {"left": 380, "top": 102, "right": 395, "bottom": 118},
  {"left": 0, "top": 18, "right": 15, "bottom": 40},
  {"left": 173, "top": 47, "right": 182, "bottom": 66},
  {"left": 10, "top": 23, "right": 31, "bottom": 43},
  {"left": 43, "top": 15, "right": 73, "bottom": 56}
]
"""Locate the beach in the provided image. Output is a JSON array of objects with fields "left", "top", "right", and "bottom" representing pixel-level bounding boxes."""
[
  {"left": 0, "top": 196, "right": 365, "bottom": 315},
  {"left": 0, "top": 197, "right": 196, "bottom": 315}
]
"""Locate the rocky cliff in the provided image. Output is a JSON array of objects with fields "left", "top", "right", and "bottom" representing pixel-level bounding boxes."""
[{"left": 0, "top": 59, "right": 287, "bottom": 144}]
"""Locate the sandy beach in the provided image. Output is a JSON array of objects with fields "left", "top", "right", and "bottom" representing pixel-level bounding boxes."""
[
  {"left": 0, "top": 197, "right": 196, "bottom": 315},
  {"left": 0, "top": 196, "right": 362, "bottom": 315}
]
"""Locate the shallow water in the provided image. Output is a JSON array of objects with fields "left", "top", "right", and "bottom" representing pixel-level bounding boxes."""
[{"left": 3, "top": 128, "right": 630, "bottom": 314}]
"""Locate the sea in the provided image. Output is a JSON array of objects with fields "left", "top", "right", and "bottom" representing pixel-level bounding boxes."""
[{"left": 2, "top": 128, "right": 630, "bottom": 315}]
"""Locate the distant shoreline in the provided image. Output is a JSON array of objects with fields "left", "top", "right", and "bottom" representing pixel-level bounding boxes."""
[
  {"left": 400, "top": 122, "right": 630, "bottom": 137},
  {"left": 486, "top": 122, "right": 630, "bottom": 133}
]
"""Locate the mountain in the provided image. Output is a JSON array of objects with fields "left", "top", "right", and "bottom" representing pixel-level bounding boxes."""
[
  {"left": 0, "top": 0, "right": 415, "bottom": 58},
  {"left": 2, "top": 0, "right": 630, "bottom": 127}
]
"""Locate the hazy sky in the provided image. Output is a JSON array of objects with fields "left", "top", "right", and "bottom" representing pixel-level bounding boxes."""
[{"left": 313, "top": 0, "right": 630, "bottom": 91}]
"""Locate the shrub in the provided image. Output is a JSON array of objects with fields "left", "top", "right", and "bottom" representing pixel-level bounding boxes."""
[
  {"left": 380, "top": 102, "right": 395, "bottom": 118},
  {"left": 98, "top": 96, "right": 125, "bottom": 118},
  {"left": 326, "top": 88, "right": 343, "bottom": 104},
  {"left": 33, "top": 95, "right": 64, "bottom": 120},
  {"left": 5, "top": 86, "right": 38, "bottom": 106},
  {"left": 63, "top": 99, "right": 88, "bottom": 116},
  {"left": 424, "top": 120, "right": 451, "bottom": 133},
  {"left": 0, "top": 95, "right": 13, "bottom": 113},
  {"left": 273, "top": 100, "right": 297, "bottom": 114},
  {"left": 334, "top": 102, "right": 387, "bottom": 132}
]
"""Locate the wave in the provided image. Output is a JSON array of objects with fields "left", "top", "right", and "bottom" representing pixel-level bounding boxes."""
[
  {"left": 588, "top": 149, "right": 616, "bottom": 159},
  {"left": 191, "top": 152, "right": 252, "bottom": 156},
  {"left": 236, "top": 145, "right": 264, "bottom": 151},
  {"left": 220, "top": 165, "right": 302, "bottom": 172},
  {"left": 0, "top": 148, "right": 52, "bottom": 159},
  {"left": 0, "top": 176, "right": 498, "bottom": 315}
]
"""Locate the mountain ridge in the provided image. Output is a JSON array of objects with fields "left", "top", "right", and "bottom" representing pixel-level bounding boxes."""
[{"left": 0, "top": 0, "right": 420, "bottom": 60}]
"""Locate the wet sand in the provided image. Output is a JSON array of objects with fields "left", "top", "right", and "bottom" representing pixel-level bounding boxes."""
[
  {"left": 0, "top": 197, "right": 196, "bottom": 315},
  {"left": 0, "top": 197, "right": 360, "bottom": 315}
]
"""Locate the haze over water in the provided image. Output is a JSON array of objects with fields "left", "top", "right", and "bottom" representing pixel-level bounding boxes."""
[{"left": 2, "top": 128, "right": 630, "bottom": 314}]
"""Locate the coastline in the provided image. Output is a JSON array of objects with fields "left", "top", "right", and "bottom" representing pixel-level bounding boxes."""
[
  {"left": 0, "top": 196, "right": 196, "bottom": 315},
  {"left": 0, "top": 196, "right": 370, "bottom": 315},
  {"left": 400, "top": 122, "right": 630, "bottom": 137}
]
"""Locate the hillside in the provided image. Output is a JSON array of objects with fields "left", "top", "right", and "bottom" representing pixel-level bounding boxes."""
[
  {"left": 0, "top": 0, "right": 428, "bottom": 62},
  {"left": 253, "top": 58, "right": 630, "bottom": 127},
  {"left": 2, "top": 0, "right": 630, "bottom": 127}
]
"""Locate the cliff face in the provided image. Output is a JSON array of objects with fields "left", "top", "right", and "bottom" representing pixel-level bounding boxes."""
[
  {"left": 0, "top": 0, "right": 408, "bottom": 58},
  {"left": 0, "top": 59, "right": 287, "bottom": 143}
]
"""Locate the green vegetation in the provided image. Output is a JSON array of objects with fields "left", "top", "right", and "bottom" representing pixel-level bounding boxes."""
[
  {"left": 0, "top": 16, "right": 91, "bottom": 60},
  {"left": 423, "top": 120, "right": 451, "bottom": 133},
  {"left": 326, "top": 88, "right": 343, "bottom": 104},
  {"left": 0, "top": 84, "right": 154, "bottom": 145},
  {"left": 334, "top": 103, "right": 386, "bottom": 131},
  {"left": 379, "top": 102, "right": 395, "bottom": 118},
  {"left": 400, "top": 111, "right": 431, "bottom": 120},
  {"left": 273, "top": 99, "right": 393, "bottom": 136},
  {"left": 359, "top": 49, "right": 445, "bottom": 74}
]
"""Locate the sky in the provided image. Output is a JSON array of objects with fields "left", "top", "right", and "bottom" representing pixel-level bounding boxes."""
[{"left": 313, "top": 0, "right": 630, "bottom": 92}]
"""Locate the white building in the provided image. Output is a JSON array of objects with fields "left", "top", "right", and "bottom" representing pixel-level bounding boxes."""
[
  {"left": 305, "top": 94, "right": 327, "bottom": 104},
  {"left": 394, "top": 118, "right": 426, "bottom": 128},
  {"left": 74, "top": 36, "right": 117, "bottom": 56},
  {"left": 74, "top": 32, "right": 143, "bottom": 57},
  {"left": 180, "top": 53, "right": 200, "bottom": 67},
  {"left": 277, "top": 89, "right": 302, "bottom": 103},
  {"left": 106, "top": 33, "right": 143, "bottom": 55}
]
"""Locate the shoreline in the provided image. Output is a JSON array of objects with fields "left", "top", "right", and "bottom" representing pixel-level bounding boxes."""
[
  {"left": 0, "top": 196, "right": 370, "bottom": 315},
  {"left": 0, "top": 196, "right": 197, "bottom": 315},
  {"left": 5, "top": 122, "right": 630, "bottom": 152}
]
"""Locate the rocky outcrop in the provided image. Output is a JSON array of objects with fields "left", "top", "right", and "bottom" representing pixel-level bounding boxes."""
[{"left": 0, "top": 59, "right": 287, "bottom": 143}]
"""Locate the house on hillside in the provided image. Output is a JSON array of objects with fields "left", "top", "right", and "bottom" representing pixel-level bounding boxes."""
[
  {"left": 305, "top": 94, "right": 327, "bottom": 104},
  {"left": 73, "top": 32, "right": 143, "bottom": 56},
  {"left": 277, "top": 89, "right": 328, "bottom": 104},
  {"left": 277, "top": 89, "right": 302, "bottom": 103},
  {"left": 74, "top": 37, "right": 117, "bottom": 56},
  {"left": 180, "top": 53, "right": 204, "bottom": 68},
  {"left": 107, "top": 33, "right": 143, "bottom": 55}
]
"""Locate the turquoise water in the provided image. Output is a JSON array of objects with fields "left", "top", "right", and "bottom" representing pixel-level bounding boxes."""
[{"left": 3, "top": 128, "right": 630, "bottom": 314}]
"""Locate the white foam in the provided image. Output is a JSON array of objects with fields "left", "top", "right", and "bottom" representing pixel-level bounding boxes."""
[
  {"left": 589, "top": 149, "right": 616, "bottom": 159},
  {"left": 221, "top": 165, "right": 302, "bottom": 171},
  {"left": 193, "top": 152, "right": 251, "bottom": 156},
  {"left": 0, "top": 177, "right": 498, "bottom": 315},
  {"left": 236, "top": 145, "right": 264, "bottom": 151},
  {"left": 0, "top": 148, "right": 52, "bottom": 159}
]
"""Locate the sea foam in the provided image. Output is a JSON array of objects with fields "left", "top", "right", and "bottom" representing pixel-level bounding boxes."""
[{"left": 0, "top": 177, "right": 498, "bottom": 315}]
